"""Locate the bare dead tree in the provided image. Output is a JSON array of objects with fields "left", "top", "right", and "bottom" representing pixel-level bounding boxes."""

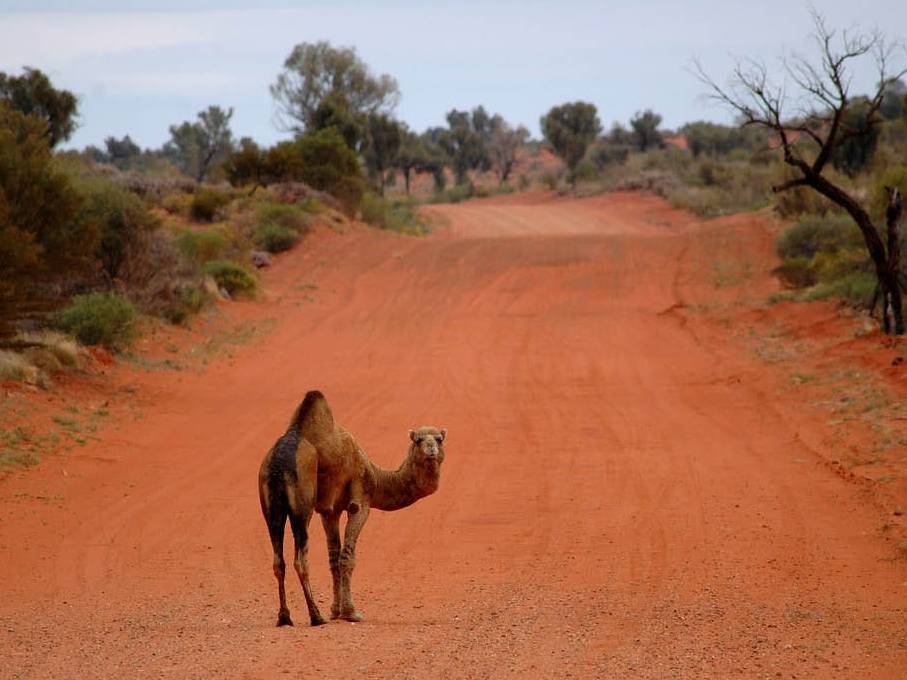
[{"left": 694, "top": 10, "right": 907, "bottom": 334}]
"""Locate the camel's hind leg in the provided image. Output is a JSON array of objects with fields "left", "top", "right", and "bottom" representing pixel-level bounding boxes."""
[
  {"left": 260, "top": 488, "right": 293, "bottom": 626},
  {"left": 321, "top": 512, "right": 342, "bottom": 618},
  {"left": 287, "top": 440, "right": 326, "bottom": 626}
]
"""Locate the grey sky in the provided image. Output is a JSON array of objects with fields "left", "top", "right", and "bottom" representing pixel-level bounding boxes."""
[{"left": 2, "top": 0, "right": 906, "bottom": 150}]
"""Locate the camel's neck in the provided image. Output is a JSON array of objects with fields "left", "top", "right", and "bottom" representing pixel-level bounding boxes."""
[{"left": 367, "top": 453, "right": 440, "bottom": 512}]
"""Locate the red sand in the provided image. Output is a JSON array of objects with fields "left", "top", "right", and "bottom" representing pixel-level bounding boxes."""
[{"left": 1, "top": 192, "right": 905, "bottom": 678}]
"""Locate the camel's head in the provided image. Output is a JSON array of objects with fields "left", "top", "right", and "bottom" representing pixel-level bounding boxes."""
[{"left": 409, "top": 427, "right": 447, "bottom": 471}]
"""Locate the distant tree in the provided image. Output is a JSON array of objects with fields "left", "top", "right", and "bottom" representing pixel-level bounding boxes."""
[
  {"left": 294, "top": 127, "right": 365, "bottom": 213},
  {"left": 164, "top": 105, "right": 234, "bottom": 182},
  {"left": 0, "top": 103, "right": 95, "bottom": 318},
  {"left": 103, "top": 135, "right": 142, "bottom": 169},
  {"left": 880, "top": 78, "right": 907, "bottom": 119},
  {"left": 225, "top": 137, "right": 267, "bottom": 192},
  {"left": 438, "top": 107, "right": 493, "bottom": 185},
  {"left": 310, "top": 91, "right": 366, "bottom": 150},
  {"left": 394, "top": 129, "right": 427, "bottom": 195},
  {"left": 831, "top": 97, "right": 881, "bottom": 176},
  {"left": 540, "top": 101, "right": 602, "bottom": 186},
  {"left": 271, "top": 41, "right": 400, "bottom": 138},
  {"left": 0, "top": 67, "right": 78, "bottom": 147},
  {"left": 488, "top": 118, "right": 529, "bottom": 184},
  {"left": 363, "top": 113, "right": 402, "bottom": 194},
  {"left": 629, "top": 109, "right": 663, "bottom": 151},
  {"left": 696, "top": 11, "right": 907, "bottom": 334},
  {"left": 419, "top": 128, "right": 451, "bottom": 191},
  {"left": 680, "top": 121, "right": 750, "bottom": 158}
]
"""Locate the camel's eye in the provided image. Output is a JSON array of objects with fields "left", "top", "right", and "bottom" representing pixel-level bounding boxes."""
[{"left": 433, "top": 436, "right": 443, "bottom": 445}]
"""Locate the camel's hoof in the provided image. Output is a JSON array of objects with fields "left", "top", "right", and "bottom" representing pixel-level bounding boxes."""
[
  {"left": 276, "top": 611, "right": 294, "bottom": 627},
  {"left": 339, "top": 610, "right": 364, "bottom": 622},
  {"left": 311, "top": 615, "right": 328, "bottom": 627},
  {"left": 330, "top": 606, "right": 341, "bottom": 620}
]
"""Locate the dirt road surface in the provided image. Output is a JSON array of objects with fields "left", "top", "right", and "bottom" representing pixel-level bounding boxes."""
[{"left": 1, "top": 192, "right": 905, "bottom": 678}]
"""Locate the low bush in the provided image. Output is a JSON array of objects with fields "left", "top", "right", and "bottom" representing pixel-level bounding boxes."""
[
  {"left": 174, "top": 228, "right": 230, "bottom": 266},
  {"left": 257, "top": 202, "right": 310, "bottom": 234},
  {"left": 190, "top": 189, "right": 230, "bottom": 222},
  {"left": 776, "top": 214, "right": 863, "bottom": 262},
  {"left": 16, "top": 330, "right": 80, "bottom": 367},
  {"left": 255, "top": 224, "right": 298, "bottom": 253},
  {"left": 0, "top": 350, "right": 40, "bottom": 383},
  {"left": 202, "top": 260, "right": 257, "bottom": 296},
  {"left": 161, "top": 285, "right": 210, "bottom": 325},
  {"left": 802, "top": 271, "right": 876, "bottom": 304},
  {"left": 360, "top": 193, "right": 428, "bottom": 234},
  {"left": 160, "top": 190, "right": 193, "bottom": 217},
  {"left": 55, "top": 292, "right": 138, "bottom": 350}
]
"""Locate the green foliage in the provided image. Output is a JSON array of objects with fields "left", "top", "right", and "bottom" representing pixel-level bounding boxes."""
[
  {"left": 55, "top": 292, "right": 138, "bottom": 350},
  {"left": 434, "top": 108, "right": 493, "bottom": 185},
  {"left": 775, "top": 213, "right": 871, "bottom": 304},
  {"left": 293, "top": 127, "right": 364, "bottom": 214},
  {"left": 540, "top": 102, "right": 602, "bottom": 185},
  {"left": 679, "top": 121, "right": 762, "bottom": 158},
  {"left": 257, "top": 202, "right": 311, "bottom": 233},
  {"left": 0, "top": 67, "right": 78, "bottom": 147},
  {"left": 202, "top": 259, "right": 257, "bottom": 296},
  {"left": 831, "top": 98, "right": 880, "bottom": 177},
  {"left": 629, "top": 109, "right": 663, "bottom": 152},
  {"left": 164, "top": 105, "right": 234, "bottom": 182},
  {"left": 174, "top": 228, "right": 229, "bottom": 266},
  {"left": 73, "top": 176, "right": 160, "bottom": 282},
  {"left": 488, "top": 119, "right": 529, "bottom": 184},
  {"left": 162, "top": 285, "right": 210, "bottom": 325},
  {"left": 359, "top": 193, "right": 427, "bottom": 233},
  {"left": 363, "top": 113, "right": 402, "bottom": 194},
  {"left": 225, "top": 137, "right": 267, "bottom": 189},
  {"left": 776, "top": 214, "right": 863, "bottom": 262},
  {"left": 255, "top": 223, "right": 298, "bottom": 253},
  {"left": 0, "top": 103, "right": 94, "bottom": 315},
  {"left": 270, "top": 40, "right": 400, "bottom": 136},
  {"left": 190, "top": 189, "right": 230, "bottom": 222},
  {"left": 802, "top": 272, "right": 876, "bottom": 304}
]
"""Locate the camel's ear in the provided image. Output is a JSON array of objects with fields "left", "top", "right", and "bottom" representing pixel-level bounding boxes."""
[
  {"left": 438, "top": 428, "right": 447, "bottom": 443},
  {"left": 409, "top": 429, "right": 417, "bottom": 442}
]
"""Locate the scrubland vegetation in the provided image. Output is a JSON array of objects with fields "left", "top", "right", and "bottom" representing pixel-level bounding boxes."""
[{"left": 1, "top": 14, "right": 906, "bottom": 391}]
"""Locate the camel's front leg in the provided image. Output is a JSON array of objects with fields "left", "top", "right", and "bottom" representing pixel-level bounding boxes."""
[
  {"left": 339, "top": 503, "right": 370, "bottom": 622},
  {"left": 321, "top": 512, "right": 343, "bottom": 619}
]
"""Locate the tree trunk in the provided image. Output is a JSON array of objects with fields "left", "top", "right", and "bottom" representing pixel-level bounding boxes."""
[
  {"left": 885, "top": 186, "right": 904, "bottom": 334},
  {"left": 805, "top": 173, "right": 903, "bottom": 334},
  {"left": 403, "top": 169, "right": 411, "bottom": 195}
]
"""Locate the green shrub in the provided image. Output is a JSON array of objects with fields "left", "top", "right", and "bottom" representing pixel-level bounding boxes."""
[
  {"left": 202, "top": 260, "right": 257, "bottom": 296},
  {"left": 174, "top": 228, "right": 229, "bottom": 266},
  {"left": 803, "top": 272, "right": 876, "bottom": 304},
  {"left": 190, "top": 189, "right": 230, "bottom": 222},
  {"left": 774, "top": 257, "right": 816, "bottom": 288},
  {"left": 55, "top": 292, "right": 137, "bottom": 350},
  {"left": 74, "top": 176, "right": 160, "bottom": 282},
  {"left": 360, "top": 193, "right": 427, "bottom": 234},
  {"left": 257, "top": 203, "right": 310, "bottom": 234},
  {"left": 298, "top": 196, "right": 327, "bottom": 214},
  {"left": 776, "top": 214, "right": 863, "bottom": 262},
  {"left": 162, "top": 285, "right": 210, "bottom": 325},
  {"left": 160, "top": 191, "right": 192, "bottom": 217},
  {"left": 255, "top": 224, "right": 298, "bottom": 253}
]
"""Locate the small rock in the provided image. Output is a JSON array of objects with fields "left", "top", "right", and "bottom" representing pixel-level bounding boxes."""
[
  {"left": 251, "top": 250, "right": 272, "bottom": 268},
  {"left": 894, "top": 507, "right": 903, "bottom": 516},
  {"left": 892, "top": 356, "right": 904, "bottom": 367},
  {"left": 218, "top": 287, "right": 231, "bottom": 301}
]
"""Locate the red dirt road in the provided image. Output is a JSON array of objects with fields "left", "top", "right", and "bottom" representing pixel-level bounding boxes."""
[{"left": 1, "top": 192, "right": 906, "bottom": 678}]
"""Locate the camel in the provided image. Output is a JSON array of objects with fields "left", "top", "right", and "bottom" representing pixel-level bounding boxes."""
[{"left": 258, "top": 390, "right": 446, "bottom": 626}]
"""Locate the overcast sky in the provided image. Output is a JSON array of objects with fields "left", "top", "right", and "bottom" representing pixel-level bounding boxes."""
[{"left": 2, "top": 0, "right": 906, "bottom": 150}]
